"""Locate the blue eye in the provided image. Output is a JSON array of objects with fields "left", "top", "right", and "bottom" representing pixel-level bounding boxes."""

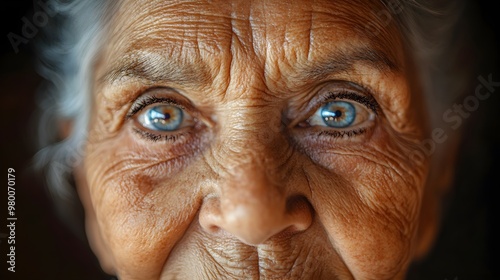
[
  {"left": 139, "top": 104, "right": 184, "bottom": 131},
  {"left": 306, "top": 96, "right": 374, "bottom": 132},
  {"left": 320, "top": 101, "right": 356, "bottom": 128}
]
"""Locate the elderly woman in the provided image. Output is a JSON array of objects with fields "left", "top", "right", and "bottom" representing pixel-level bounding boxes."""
[{"left": 35, "top": 0, "right": 467, "bottom": 279}]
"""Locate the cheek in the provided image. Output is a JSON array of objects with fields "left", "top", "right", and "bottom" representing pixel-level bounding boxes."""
[
  {"left": 82, "top": 132, "right": 204, "bottom": 279},
  {"left": 306, "top": 127, "right": 427, "bottom": 278}
]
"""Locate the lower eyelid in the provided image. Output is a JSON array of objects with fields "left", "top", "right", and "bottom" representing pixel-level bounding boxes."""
[{"left": 132, "top": 126, "right": 193, "bottom": 142}]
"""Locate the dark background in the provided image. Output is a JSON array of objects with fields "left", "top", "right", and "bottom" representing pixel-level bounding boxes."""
[{"left": 0, "top": 1, "right": 498, "bottom": 279}]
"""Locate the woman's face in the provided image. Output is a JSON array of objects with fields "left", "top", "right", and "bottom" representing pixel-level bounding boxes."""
[{"left": 77, "top": 0, "right": 434, "bottom": 279}]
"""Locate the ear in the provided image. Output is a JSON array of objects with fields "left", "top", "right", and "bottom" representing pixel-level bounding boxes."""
[
  {"left": 58, "top": 119, "right": 74, "bottom": 139},
  {"left": 414, "top": 136, "right": 460, "bottom": 259},
  {"left": 414, "top": 177, "right": 440, "bottom": 259}
]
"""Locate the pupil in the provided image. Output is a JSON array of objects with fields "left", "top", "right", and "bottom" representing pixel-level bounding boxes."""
[
  {"left": 320, "top": 101, "right": 356, "bottom": 128},
  {"left": 145, "top": 105, "right": 183, "bottom": 131}
]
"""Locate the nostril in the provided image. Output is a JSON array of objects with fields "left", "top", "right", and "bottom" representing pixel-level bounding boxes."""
[
  {"left": 285, "top": 195, "right": 314, "bottom": 231},
  {"left": 286, "top": 195, "right": 313, "bottom": 212},
  {"left": 205, "top": 225, "right": 221, "bottom": 234},
  {"left": 199, "top": 197, "right": 224, "bottom": 234}
]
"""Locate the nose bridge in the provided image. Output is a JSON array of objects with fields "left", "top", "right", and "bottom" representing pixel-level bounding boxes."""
[
  {"left": 222, "top": 162, "right": 284, "bottom": 219},
  {"left": 199, "top": 100, "right": 312, "bottom": 245},
  {"left": 217, "top": 107, "right": 289, "bottom": 203},
  {"left": 222, "top": 152, "right": 284, "bottom": 205},
  {"left": 216, "top": 97, "right": 289, "bottom": 173}
]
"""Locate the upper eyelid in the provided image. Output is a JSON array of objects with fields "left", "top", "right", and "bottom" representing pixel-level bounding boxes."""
[
  {"left": 299, "top": 81, "right": 379, "bottom": 112},
  {"left": 286, "top": 84, "right": 379, "bottom": 129},
  {"left": 319, "top": 92, "right": 379, "bottom": 115},
  {"left": 127, "top": 89, "right": 219, "bottom": 130},
  {"left": 126, "top": 95, "right": 190, "bottom": 119},
  {"left": 305, "top": 90, "right": 379, "bottom": 123}
]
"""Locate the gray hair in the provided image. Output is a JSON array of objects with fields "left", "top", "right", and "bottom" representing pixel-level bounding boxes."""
[
  {"left": 34, "top": 0, "right": 119, "bottom": 228},
  {"left": 34, "top": 0, "right": 467, "bottom": 226}
]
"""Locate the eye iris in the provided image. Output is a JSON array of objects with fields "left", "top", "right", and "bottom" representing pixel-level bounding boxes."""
[
  {"left": 320, "top": 101, "right": 356, "bottom": 128},
  {"left": 147, "top": 105, "right": 183, "bottom": 131}
]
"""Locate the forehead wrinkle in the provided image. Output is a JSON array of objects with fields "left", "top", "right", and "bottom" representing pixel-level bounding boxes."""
[
  {"left": 101, "top": 0, "right": 406, "bottom": 98},
  {"left": 308, "top": 0, "right": 403, "bottom": 64},
  {"left": 229, "top": 1, "right": 254, "bottom": 52},
  {"left": 110, "top": 0, "right": 237, "bottom": 57},
  {"left": 246, "top": 2, "right": 307, "bottom": 88},
  {"left": 242, "top": 0, "right": 403, "bottom": 86}
]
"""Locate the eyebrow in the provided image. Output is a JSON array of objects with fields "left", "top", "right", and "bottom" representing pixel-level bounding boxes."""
[
  {"left": 303, "top": 46, "right": 400, "bottom": 81},
  {"left": 99, "top": 51, "right": 211, "bottom": 87}
]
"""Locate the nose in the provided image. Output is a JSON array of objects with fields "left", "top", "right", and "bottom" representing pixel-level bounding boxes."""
[{"left": 199, "top": 161, "right": 313, "bottom": 245}]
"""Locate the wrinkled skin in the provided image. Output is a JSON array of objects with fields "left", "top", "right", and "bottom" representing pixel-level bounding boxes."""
[{"left": 75, "top": 0, "right": 441, "bottom": 279}]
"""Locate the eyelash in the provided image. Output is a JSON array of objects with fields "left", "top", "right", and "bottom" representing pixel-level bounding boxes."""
[
  {"left": 318, "top": 128, "right": 367, "bottom": 138},
  {"left": 131, "top": 127, "right": 190, "bottom": 142},
  {"left": 308, "top": 90, "right": 379, "bottom": 138}
]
